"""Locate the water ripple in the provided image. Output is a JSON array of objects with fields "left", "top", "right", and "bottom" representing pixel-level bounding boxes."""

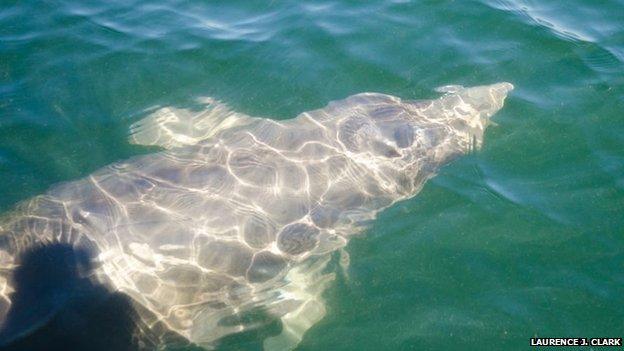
[{"left": 485, "top": 0, "right": 597, "bottom": 43}]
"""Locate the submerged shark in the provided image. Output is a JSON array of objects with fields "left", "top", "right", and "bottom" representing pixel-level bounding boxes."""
[{"left": 0, "top": 83, "right": 513, "bottom": 349}]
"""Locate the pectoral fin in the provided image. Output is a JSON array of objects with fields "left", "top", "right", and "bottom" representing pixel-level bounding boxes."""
[
  {"left": 128, "top": 97, "right": 253, "bottom": 149},
  {"left": 264, "top": 255, "right": 334, "bottom": 351}
]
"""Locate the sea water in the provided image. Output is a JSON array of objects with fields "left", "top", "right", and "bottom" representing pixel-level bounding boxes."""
[{"left": 0, "top": 0, "right": 623, "bottom": 350}]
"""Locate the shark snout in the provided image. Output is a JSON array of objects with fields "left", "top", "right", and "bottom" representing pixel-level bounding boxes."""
[
  {"left": 493, "top": 82, "right": 514, "bottom": 95},
  {"left": 490, "top": 82, "right": 514, "bottom": 106},
  {"left": 472, "top": 82, "right": 514, "bottom": 120},
  {"left": 487, "top": 82, "right": 514, "bottom": 118}
]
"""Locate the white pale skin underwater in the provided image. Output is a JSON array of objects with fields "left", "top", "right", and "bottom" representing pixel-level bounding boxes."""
[{"left": 0, "top": 83, "right": 513, "bottom": 349}]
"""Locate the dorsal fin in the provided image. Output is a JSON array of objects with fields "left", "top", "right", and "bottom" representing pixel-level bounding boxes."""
[
  {"left": 128, "top": 97, "right": 253, "bottom": 149},
  {"left": 434, "top": 84, "right": 465, "bottom": 94}
]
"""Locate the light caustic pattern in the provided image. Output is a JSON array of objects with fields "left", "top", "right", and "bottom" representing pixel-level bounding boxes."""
[{"left": 0, "top": 83, "right": 512, "bottom": 349}]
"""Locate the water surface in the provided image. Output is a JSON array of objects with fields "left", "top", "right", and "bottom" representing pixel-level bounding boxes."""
[{"left": 1, "top": 0, "right": 623, "bottom": 349}]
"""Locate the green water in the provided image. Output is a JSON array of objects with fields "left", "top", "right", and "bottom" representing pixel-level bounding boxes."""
[{"left": 1, "top": 0, "right": 623, "bottom": 350}]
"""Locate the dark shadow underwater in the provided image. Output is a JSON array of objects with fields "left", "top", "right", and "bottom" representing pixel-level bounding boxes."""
[{"left": 0, "top": 242, "right": 198, "bottom": 351}]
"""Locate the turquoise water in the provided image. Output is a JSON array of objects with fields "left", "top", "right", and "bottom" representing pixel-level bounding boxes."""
[{"left": 1, "top": 0, "right": 623, "bottom": 350}]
